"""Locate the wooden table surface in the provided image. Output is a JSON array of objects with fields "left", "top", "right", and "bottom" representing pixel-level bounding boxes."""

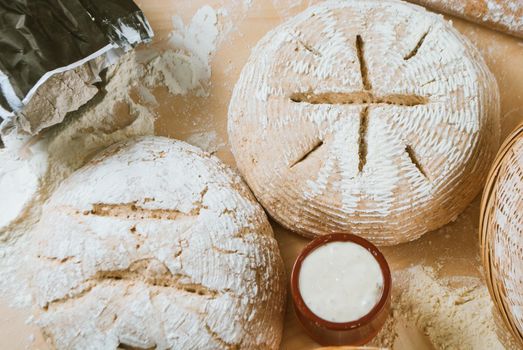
[{"left": 1, "top": 1, "right": 522, "bottom": 349}]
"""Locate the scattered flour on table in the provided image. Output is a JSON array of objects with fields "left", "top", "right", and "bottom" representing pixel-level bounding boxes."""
[
  {"left": 168, "top": 5, "right": 219, "bottom": 97},
  {"left": 164, "top": 4, "right": 227, "bottom": 153},
  {"left": 0, "top": 5, "right": 223, "bottom": 313},
  {"left": 271, "top": 0, "right": 318, "bottom": 18},
  {"left": 371, "top": 266, "right": 518, "bottom": 349},
  {"left": 186, "top": 130, "right": 225, "bottom": 154}
]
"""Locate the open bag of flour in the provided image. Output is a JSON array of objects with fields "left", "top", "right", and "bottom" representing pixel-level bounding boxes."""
[{"left": 0, "top": 0, "right": 154, "bottom": 148}]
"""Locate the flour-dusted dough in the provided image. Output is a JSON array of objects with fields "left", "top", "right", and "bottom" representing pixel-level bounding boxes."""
[
  {"left": 228, "top": 0, "right": 500, "bottom": 245},
  {"left": 31, "top": 137, "right": 286, "bottom": 350}
]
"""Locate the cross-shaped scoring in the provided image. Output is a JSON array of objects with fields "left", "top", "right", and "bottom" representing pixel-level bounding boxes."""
[{"left": 289, "top": 34, "right": 431, "bottom": 178}]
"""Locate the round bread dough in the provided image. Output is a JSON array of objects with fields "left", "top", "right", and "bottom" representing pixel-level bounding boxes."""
[
  {"left": 228, "top": 0, "right": 500, "bottom": 245},
  {"left": 30, "top": 137, "right": 286, "bottom": 349}
]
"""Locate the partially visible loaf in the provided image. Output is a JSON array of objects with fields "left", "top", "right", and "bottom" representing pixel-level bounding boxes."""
[
  {"left": 31, "top": 137, "right": 286, "bottom": 349},
  {"left": 407, "top": 0, "right": 523, "bottom": 39}
]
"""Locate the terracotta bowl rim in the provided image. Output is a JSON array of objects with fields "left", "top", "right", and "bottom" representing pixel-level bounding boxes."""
[{"left": 290, "top": 233, "right": 392, "bottom": 331}]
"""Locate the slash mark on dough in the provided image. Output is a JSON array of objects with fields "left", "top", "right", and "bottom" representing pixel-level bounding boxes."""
[
  {"left": 358, "top": 107, "right": 369, "bottom": 173},
  {"left": 298, "top": 39, "right": 322, "bottom": 56},
  {"left": 356, "top": 35, "right": 371, "bottom": 90},
  {"left": 289, "top": 91, "right": 428, "bottom": 106},
  {"left": 405, "top": 145, "right": 429, "bottom": 179},
  {"left": 290, "top": 139, "right": 324, "bottom": 168},
  {"left": 404, "top": 29, "right": 430, "bottom": 60}
]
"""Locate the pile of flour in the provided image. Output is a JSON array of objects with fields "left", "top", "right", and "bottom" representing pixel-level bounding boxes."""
[{"left": 372, "top": 266, "right": 518, "bottom": 349}]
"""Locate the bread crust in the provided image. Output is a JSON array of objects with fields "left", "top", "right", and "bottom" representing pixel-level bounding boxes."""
[
  {"left": 31, "top": 137, "right": 286, "bottom": 349},
  {"left": 228, "top": 0, "right": 500, "bottom": 245}
]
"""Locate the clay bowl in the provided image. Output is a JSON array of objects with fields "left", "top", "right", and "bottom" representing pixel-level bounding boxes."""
[{"left": 291, "top": 233, "right": 392, "bottom": 346}]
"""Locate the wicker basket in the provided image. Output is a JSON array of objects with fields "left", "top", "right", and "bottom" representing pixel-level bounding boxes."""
[{"left": 480, "top": 122, "right": 523, "bottom": 347}]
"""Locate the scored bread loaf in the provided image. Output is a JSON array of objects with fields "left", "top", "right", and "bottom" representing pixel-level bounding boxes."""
[
  {"left": 30, "top": 137, "right": 286, "bottom": 349},
  {"left": 228, "top": 0, "right": 500, "bottom": 245}
]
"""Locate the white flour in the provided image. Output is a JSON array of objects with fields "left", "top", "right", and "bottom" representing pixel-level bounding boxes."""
[
  {"left": 186, "top": 130, "right": 225, "bottom": 154},
  {"left": 372, "top": 266, "right": 518, "bottom": 349},
  {"left": 0, "top": 145, "right": 46, "bottom": 231},
  {"left": 169, "top": 5, "right": 219, "bottom": 97},
  {"left": 272, "top": 0, "right": 316, "bottom": 18}
]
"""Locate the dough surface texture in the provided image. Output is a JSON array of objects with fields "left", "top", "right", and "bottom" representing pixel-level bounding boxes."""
[
  {"left": 228, "top": 0, "right": 500, "bottom": 245},
  {"left": 31, "top": 137, "right": 286, "bottom": 349}
]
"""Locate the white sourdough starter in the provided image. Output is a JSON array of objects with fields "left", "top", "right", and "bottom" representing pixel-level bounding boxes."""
[{"left": 299, "top": 241, "right": 384, "bottom": 323}]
